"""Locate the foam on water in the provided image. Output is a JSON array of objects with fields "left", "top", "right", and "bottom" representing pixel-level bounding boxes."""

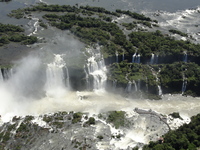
[{"left": 143, "top": 6, "right": 200, "bottom": 43}]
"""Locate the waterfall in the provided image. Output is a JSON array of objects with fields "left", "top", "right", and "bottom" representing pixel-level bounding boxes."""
[
  {"left": 145, "top": 77, "right": 148, "bottom": 92},
  {"left": 2, "top": 68, "right": 12, "bottom": 80},
  {"left": 150, "top": 67, "right": 163, "bottom": 96},
  {"left": 0, "top": 69, "right": 3, "bottom": 82},
  {"left": 45, "top": 54, "right": 69, "bottom": 98},
  {"left": 132, "top": 53, "right": 136, "bottom": 63},
  {"left": 150, "top": 53, "right": 155, "bottom": 64},
  {"left": 138, "top": 79, "right": 141, "bottom": 91},
  {"left": 87, "top": 56, "right": 107, "bottom": 92},
  {"left": 126, "top": 81, "right": 132, "bottom": 93},
  {"left": 113, "top": 79, "right": 117, "bottom": 91},
  {"left": 132, "top": 53, "right": 140, "bottom": 63},
  {"left": 182, "top": 73, "right": 187, "bottom": 94},
  {"left": 133, "top": 80, "right": 138, "bottom": 92},
  {"left": 155, "top": 55, "right": 159, "bottom": 64},
  {"left": 183, "top": 52, "right": 188, "bottom": 62},
  {"left": 158, "top": 85, "right": 162, "bottom": 96},
  {"left": 122, "top": 52, "right": 125, "bottom": 61},
  {"left": 84, "top": 65, "right": 90, "bottom": 90},
  {"left": 182, "top": 80, "right": 187, "bottom": 94},
  {"left": 136, "top": 54, "right": 140, "bottom": 63},
  {"left": 116, "top": 51, "right": 119, "bottom": 63}
]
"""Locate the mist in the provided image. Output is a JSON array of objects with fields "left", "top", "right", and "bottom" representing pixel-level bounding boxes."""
[{"left": 0, "top": 30, "right": 200, "bottom": 123}]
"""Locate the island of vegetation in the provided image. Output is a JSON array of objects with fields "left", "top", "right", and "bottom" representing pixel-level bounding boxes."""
[{"left": 0, "top": 23, "right": 37, "bottom": 47}]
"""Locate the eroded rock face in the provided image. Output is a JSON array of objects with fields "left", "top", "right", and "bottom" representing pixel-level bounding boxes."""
[{"left": 0, "top": 110, "right": 186, "bottom": 150}]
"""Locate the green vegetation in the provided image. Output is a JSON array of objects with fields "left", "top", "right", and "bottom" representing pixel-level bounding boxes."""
[
  {"left": 169, "top": 29, "right": 188, "bottom": 37},
  {"left": 39, "top": 22, "right": 48, "bottom": 29},
  {"left": 121, "top": 22, "right": 137, "bottom": 30},
  {"left": 108, "top": 61, "right": 157, "bottom": 88},
  {"left": 169, "top": 112, "right": 183, "bottom": 120},
  {"left": 97, "top": 135, "right": 104, "bottom": 140},
  {"left": 24, "top": 115, "right": 34, "bottom": 122},
  {"left": 128, "top": 30, "right": 200, "bottom": 57},
  {"left": 0, "top": 23, "right": 37, "bottom": 46},
  {"left": 42, "top": 12, "right": 133, "bottom": 57},
  {"left": 160, "top": 62, "right": 200, "bottom": 95},
  {"left": 115, "top": 9, "right": 152, "bottom": 21},
  {"left": 107, "top": 111, "right": 127, "bottom": 129},
  {"left": 72, "top": 112, "right": 83, "bottom": 124},
  {"left": 84, "top": 117, "right": 95, "bottom": 126},
  {"left": 43, "top": 115, "right": 53, "bottom": 123},
  {"left": 143, "top": 113, "right": 200, "bottom": 150}
]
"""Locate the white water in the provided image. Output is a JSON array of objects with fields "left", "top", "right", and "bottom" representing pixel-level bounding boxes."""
[
  {"left": 113, "top": 79, "right": 117, "bottom": 91},
  {"left": 84, "top": 65, "right": 90, "bottom": 90},
  {"left": 136, "top": 54, "right": 140, "bottom": 63},
  {"left": 158, "top": 85, "right": 162, "bottom": 96},
  {"left": 144, "top": 6, "right": 200, "bottom": 44},
  {"left": 132, "top": 53, "right": 140, "bottom": 63},
  {"left": 150, "top": 53, "right": 155, "bottom": 65},
  {"left": 126, "top": 81, "right": 132, "bottom": 93},
  {"left": 150, "top": 67, "right": 163, "bottom": 96},
  {"left": 133, "top": 80, "right": 138, "bottom": 92},
  {"left": 132, "top": 53, "right": 136, "bottom": 63},
  {"left": 45, "top": 54, "right": 69, "bottom": 98},
  {"left": 86, "top": 46, "right": 107, "bottom": 93}
]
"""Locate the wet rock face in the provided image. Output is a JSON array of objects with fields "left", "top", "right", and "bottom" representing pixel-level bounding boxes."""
[{"left": 0, "top": 110, "right": 182, "bottom": 150}]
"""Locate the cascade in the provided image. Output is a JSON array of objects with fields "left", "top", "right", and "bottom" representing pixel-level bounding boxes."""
[
  {"left": 132, "top": 53, "right": 140, "bottom": 63},
  {"left": 86, "top": 46, "right": 107, "bottom": 92},
  {"left": 158, "top": 85, "right": 162, "bottom": 96},
  {"left": 182, "top": 80, "right": 187, "bottom": 94},
  {"left": 132, "top": 53, "right": 136, "bottom": 63},
  {"left": 87, "top": 56, "right": 107, "bottom": 91},
  {"left": 116, "top": 51, "right": 119, "bottom": 63},
  {"left": 183, "top": 52, "right": 188, "bottom": 62},
  {"left": 137, "top": 79, "right": 141, "bottom": 91},
  {"left": 155, "top": 55, "right": 159, "bottom": 64},
  {"left": 2, "top": 69, "right": 12, "bottom": 80},
  {"left": 145, "top": 77, "right": 148, "bottom": 92},
  {"left": 182, "top": 74, "right": 187, "bottom": 94},
  {"left": 113, "top": 79, "right": 117, "bottom": 91},
  {"left": 150, "top": 67, "right": 163, "bottom": 96},
  {"left": 0, "top": 69, "right": 3, "bottom": 82},
  {"left": 84, "top": 65, "right": 90, "bottom": 90},
  {"left": 45, "top": 54, "right": 69, "bottom": 98},
  {"left": 150, "top": 53, "right": 155, "bottom": 64},
  {"left": 126, "top": 81, "right": 132, "bottom": 93},
  {"left": 133, "top": 80, "right": 138, "bottom": 91},
  {"left": 122, "top": 52, "right": 125, "bottom": 61},
  {"left": 136, "top": 54, "right": 140, "bottom": 63}
]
